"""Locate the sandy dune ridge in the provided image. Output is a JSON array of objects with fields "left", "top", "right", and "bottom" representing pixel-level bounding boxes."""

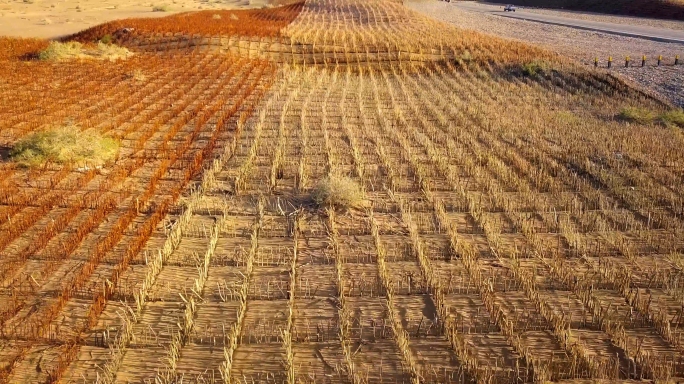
[{"left": 0, "top": 0, "right": 273, "bottom": 39}]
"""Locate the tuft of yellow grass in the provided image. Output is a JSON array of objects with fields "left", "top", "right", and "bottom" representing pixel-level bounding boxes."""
[
  {"left": 128, "top": 69, "right": 147, "bottom": 82},
  {"left": 39, "top": 41, "right": 132, "bottom": 61},
  {"left": 38, "top": 41, "right": 83, "bottom": 60},
  {"left": 662, "top": 109, "right": 684, "bottom": 128},
  {"left": 10, "top": 126, "right": 120, "bottom": 168},
  {"left": 618, "top": 107, "right": 684, "bottom": 128},
  {"left": 312, "top": 176, "right": 364, "bottom": 209},
  {"left": 618, "top": 107, "right": 659, "bottom": 124}
]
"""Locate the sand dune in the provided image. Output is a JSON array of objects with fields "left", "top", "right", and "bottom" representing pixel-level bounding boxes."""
[{"left": 0, "top": 0, "right": 272, "bottom": 39}]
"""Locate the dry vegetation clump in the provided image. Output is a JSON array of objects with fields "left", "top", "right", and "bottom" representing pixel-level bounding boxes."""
[
  {"left": 38, "top": 41, "right": 83, "bottom": 60},
  {"left": 312, "top": 176, "right": 364, "bottom": 209},
  {"left": 39, "top": 41, "right": 132, "bottom": 61},
  {"left": 9, "top": 126, "right": 120, "bottom": 167},
  {"left": 619, "top": 107, "right": 684, "bottom": 127},
  {"left": 618, "top": 107, "right": 660, "bottom": 124},
  {"left": 662, "top": 109, "right": 684, "bottom": 127},
  {"left": 128, "top": 68, "right": 147, "bottom": 81},
  {"left": 520, "top": 61, "right": 548, "bottom": 77}
]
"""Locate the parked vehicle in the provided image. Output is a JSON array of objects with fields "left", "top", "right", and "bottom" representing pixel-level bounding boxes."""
[{"left": 504, "top": 4, "right": 517, "bottom": 11}]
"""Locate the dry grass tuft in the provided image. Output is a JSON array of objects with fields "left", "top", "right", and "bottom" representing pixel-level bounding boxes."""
[
  {"left": 662, "top": 109, "right": 684, "bottom": 128},
  {"left": 153, "top": 5, "right": 170, "bottom": 12},
  {"left": 619, "top": 107, "right": 684, "bottom": 127},
  {"left": 312, "top": 176, "right": 364, "bottom": 209},
  {"left": 521, "top": 61, "right": 547, "bottom": 77},
  {"left": 99, "top": 34, "right": 113, "bottom": 44},
  {"left": 127, "top": 69, "right": 147, "bottom": 82},
  {"left": 10, "top": 126, "right": 120, "bottom": 168},
  {"left": 39, "top": 41, "right": 132, "bottom": 61},
  {"left": 618, "top": 107, "right": 659, "bottom": 124},
  {"left": 38, "top": 41, "right": 83, "bottom": 60}
]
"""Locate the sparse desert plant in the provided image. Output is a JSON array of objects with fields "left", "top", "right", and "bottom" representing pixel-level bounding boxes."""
[
  {"left": 94, "top": 41, "right": 133, "bottom": 60},
  {"left": 128, "top": 69, "right": 147, "bottom": 82},
  {"left": 99, "top": 34, "right": 113, "bottom": 44},
  {"left": 618, "top": 106, "right": 659, "bottom": 124},
  {"left": 212, "top": 14, "right": 222, "bottom": 20},
  {"left": 38, "top": 41, "right": 83, "bottom": 60},
  {"left": 10, "top": 126, "right": 119, "bottom": 168},
  {"left": 153, "top": 5, "right": 169, "bottom": 12},
  {"left": 521, "top": 61, "right": 546, "bottom": 76},
  {"left": 661, "top": 109, "right": 684, "bottom": 128},
  {"left": 38, "top": 41, "right": 132, "bottom": 61},
  {"left": 312, "top": 176, "right": 363, "bottom": 209}
]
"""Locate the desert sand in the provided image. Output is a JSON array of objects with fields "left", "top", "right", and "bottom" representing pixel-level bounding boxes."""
[{"left": 0, "top": 0, "right": 272, "bottom": 39}]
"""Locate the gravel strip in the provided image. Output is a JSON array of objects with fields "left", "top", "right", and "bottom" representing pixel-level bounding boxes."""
[
  {"left": 407, "top": 0, "right": 684, "bottom": 107},
  {"left": 521, "top": 6, "right": 684, "bottom": 32},
  {"left": 614, "top": 66, "right": 684, "bottom": 108}
]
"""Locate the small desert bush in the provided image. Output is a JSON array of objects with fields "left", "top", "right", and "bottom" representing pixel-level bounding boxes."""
[
  {"left": 39, "top": 41, "right": 83, "bottom": 60},
  {"left": 661, "top": 109, "right": 684, "bottom": 128},
  {"left": 94, "top": 42, "right": 132, "bottom": 60},
  {"left": 39, "top": 41, "right": 132, "bottom": 61},
  {"left": 618, "top": 107, "right": 684, "bottom": 127},
  {"left": 129, "top": 69, "right": 147, "bottom": 82},
  {"left": 521, "top": 61, "right": 546, "bottom": 77},
  {"left": 618, "top": 107, "right": 659, "bottom": 124},
  {"left": 99, "top": 34, "right": 113, "bottom": 44},
  {"left": 10, "top": 126, "right": 119, "bottom": 168},
  {"left": 153, "top": 5, "right": 169, "bottom": 11},
  {"left": 312, "top": 176, "right": 363, "bottom": 209}
]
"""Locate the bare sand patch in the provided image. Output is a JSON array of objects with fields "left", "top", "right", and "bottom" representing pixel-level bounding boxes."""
[{"left": 0, "top": 0, "right": 273, "bottom": 39}]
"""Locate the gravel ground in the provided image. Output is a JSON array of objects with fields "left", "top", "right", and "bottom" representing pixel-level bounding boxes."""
[
  {"left": 407, "top": 0, "right": 684, "bottom": 107},
  {"left": 614, "top": 66, "right": 684, "bottom": 107},
  {"left": 521, "top": 6, "right": 684, "bottom": 32}
]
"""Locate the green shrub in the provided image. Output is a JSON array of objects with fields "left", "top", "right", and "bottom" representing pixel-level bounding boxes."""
[
  {"left": 521, "top": 61, "right": 545, "bottom": 77},
  {"left": 39, "top": 41, "right": 83, "bottom": 61},
  {"left": 38, "top": 41, "right": 131, "bottom": 61},
  {"left": 99, "top": 34, "right": 113, "bottom": 45},
  {"left": 661, "top": 109, "right": 684, "bottom": 128},
  {"left": 618, "top": 107, "right": 658, "bottom": 124},
  {"left": 10, "top": 126, "right": 119, "bottom": 168},
  {"left": 312, "top": 176, "right": 363, "bottom": 209}
]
